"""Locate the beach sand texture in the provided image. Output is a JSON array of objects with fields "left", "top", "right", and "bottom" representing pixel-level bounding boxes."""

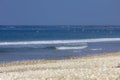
[{"left": 0, "top": 52, "right": 120, "bottom": 80}]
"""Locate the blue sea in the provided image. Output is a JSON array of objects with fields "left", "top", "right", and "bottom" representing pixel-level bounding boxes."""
[{"left": 0, "top": 25, "right": 120, "bottom": 63}]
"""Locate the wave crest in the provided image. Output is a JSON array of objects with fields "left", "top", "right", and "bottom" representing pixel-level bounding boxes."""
[
  {"left": 56, "top": 46, "right": 87, "bottom": 50},
  {"left": 0, "top": 38, "right": 120, "bottom": 45}
]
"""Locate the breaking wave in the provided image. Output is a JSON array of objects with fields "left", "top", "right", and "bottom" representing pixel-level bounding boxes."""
[
  {"left": 0, "top": 38, "right": 120, "bottom": 50},
  {"left": 0, "top": 38, "right": 120, "bottom": 46},
  {"left": 56, "top": 46, "right": 87, "bottom": 50}
]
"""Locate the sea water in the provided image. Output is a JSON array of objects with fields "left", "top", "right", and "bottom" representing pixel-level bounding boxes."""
[{"left": 0, "top": 25, "right": 120, "bottom": 62}]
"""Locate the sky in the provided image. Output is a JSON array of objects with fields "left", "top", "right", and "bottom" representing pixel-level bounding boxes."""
[{"left": 0, "top": 0, "right": 120, "bottom": 25}]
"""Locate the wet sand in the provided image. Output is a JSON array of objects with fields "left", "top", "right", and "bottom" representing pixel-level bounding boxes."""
[{"left": 0, "top": 52, "right": 120, "bottom": 80}]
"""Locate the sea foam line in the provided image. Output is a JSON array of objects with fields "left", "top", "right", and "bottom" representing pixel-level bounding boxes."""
[
  {"left": 0, "top": 38, "right": 120, "bottom": 46},
  {"left": 56, "top": 46, "right": 87, "bottom": 50}
]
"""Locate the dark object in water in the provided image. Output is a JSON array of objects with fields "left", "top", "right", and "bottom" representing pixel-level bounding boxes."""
[{"left": 44, "top": 46, "right": 57, "bottom": 50}]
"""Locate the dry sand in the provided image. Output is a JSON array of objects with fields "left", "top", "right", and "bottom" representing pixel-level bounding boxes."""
[{"left": 0, "top": 52, "right": 120, "bottom": 80}]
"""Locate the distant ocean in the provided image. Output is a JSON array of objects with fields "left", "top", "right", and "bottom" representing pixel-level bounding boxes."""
[{"left": 0, "top": 25, "right": 120, "bottom": 63}]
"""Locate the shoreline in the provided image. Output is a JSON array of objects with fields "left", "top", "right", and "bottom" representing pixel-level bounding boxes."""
[
  {"left": 0, "top": 51, "right": 120, "bottom": 66},
  {"left": 0, "top": 52, "right": 120, "bottom": 80}
]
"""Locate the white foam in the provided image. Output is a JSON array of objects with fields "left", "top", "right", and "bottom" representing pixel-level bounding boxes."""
[
  {"left": 56, "top": 46, "right": 87, "bottom": 50},
  {"left": 90, "top": 48, "right": 102, "bottom": 51},
  {"left": 0, "top": 38, "right": 120, "bottom": 46}
]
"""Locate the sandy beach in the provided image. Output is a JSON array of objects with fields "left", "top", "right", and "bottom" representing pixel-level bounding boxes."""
[{"left": 0, "top": 52, "right": 120, "bottom": 80}]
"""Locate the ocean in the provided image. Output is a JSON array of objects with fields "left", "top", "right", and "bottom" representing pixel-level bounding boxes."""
[{"left": 0, "top": 25, "right": 120, "bottom": 63}]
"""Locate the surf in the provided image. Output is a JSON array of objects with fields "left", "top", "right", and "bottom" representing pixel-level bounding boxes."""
[
  {"left": 56, "top": 46, "right": 87, "bottom": 50},
  {"left": 0, "top": 38, "right": 120, "bottom": 46}
]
